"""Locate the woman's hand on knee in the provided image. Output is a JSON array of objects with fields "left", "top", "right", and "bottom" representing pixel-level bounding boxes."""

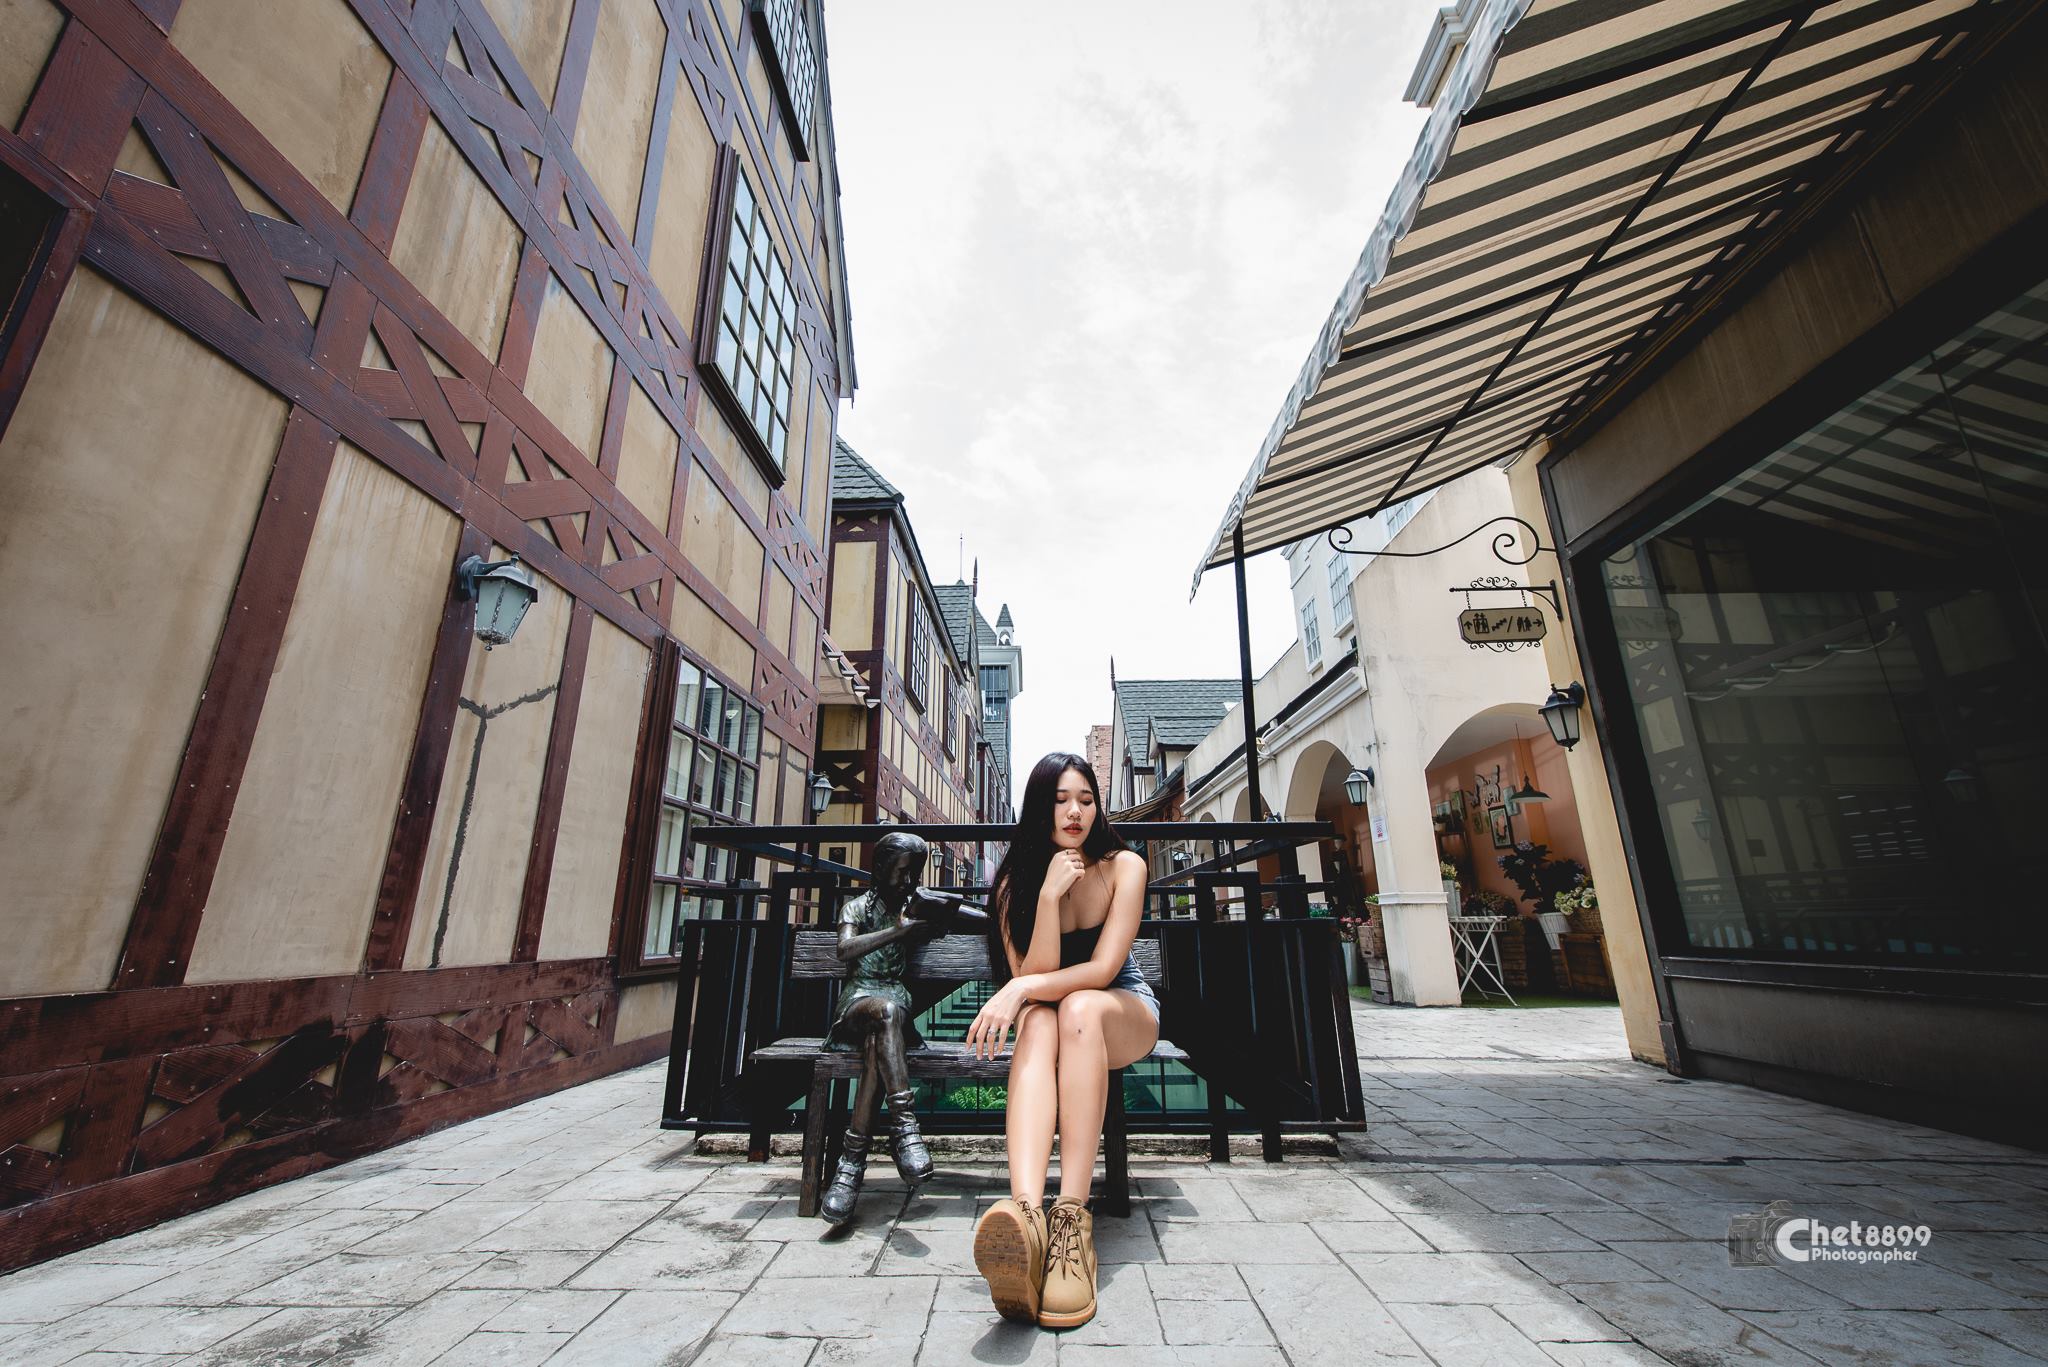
[{"left": 964, "top": 976, "right": 1038, "bottom": 1061}]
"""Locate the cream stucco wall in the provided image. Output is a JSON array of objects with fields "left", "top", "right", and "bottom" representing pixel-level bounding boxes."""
[
  {"left": 1505, "top": 455, "right": 1666, "bottom": 1065},
  {"left": 1188, "top": 469, "right": 1585, "bottom": 1007}
]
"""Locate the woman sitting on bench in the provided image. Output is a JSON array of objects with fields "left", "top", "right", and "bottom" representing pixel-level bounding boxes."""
[{"left": 966, "top": 752, "right": 1160, "bottom": 1330}]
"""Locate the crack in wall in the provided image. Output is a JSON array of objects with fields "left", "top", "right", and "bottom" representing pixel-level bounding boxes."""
[{"left": 429, "top": 683, "right": 561, "bottom": 968}]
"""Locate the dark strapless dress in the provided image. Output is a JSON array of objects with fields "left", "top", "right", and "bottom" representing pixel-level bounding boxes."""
[{"left": 1057, "top": 924, "right": 1160, "bottom": 1019}]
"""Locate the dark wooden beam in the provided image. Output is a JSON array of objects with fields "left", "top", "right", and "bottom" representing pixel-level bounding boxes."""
[
  {"left": 365, "top": 525, "right": 488, "bottom": 972},
  {"left": 513, "top": 602, "right": 594, "bottom": 960},
  {"left": 114, "top": 413, "right": 341, "bottom": 990}
]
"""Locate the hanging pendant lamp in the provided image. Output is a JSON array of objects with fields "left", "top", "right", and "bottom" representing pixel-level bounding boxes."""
[{"left": 1506, "top": 722, "right": 1549, "bottom": 810}]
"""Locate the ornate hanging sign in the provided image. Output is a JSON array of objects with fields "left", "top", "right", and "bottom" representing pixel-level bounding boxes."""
[
  {"left": 1450, "top": 576, "right": 1557, "bottom": 652},
  {"left": 1458, "top": 605, "right": 1547, "bottom": 646}
]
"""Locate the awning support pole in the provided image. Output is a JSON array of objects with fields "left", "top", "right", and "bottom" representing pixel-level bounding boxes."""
[{"left": 1232, "top": 522, "right": 1264, "bottom": 820}]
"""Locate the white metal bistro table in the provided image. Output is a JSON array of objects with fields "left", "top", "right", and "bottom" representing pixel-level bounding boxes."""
[{"left": 1448, "top": 914, "right": 1516, "bottom": 1004}]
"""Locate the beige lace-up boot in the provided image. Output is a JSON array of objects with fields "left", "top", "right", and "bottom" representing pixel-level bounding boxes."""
[
  {"left": 1037, "top": 1196, "right": 1097, "bottom": 1328},
  {"left": 972, "top": 1195, "right": 1047, "bottom": 1323}
]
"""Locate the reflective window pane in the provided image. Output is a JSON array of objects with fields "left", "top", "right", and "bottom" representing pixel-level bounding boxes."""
[
  {"left": 699, "top": 679, "right": 726, "bottom": 737},
  {"left": 1600, "top": 274, "right": 2048, "bottom": 970},
  {"left": 644, "top": 884, "right": 677, "bottom": 958},
  {"left": 724, "top": 754, "right": 749, "bottom": 819},
  {"left": 654, "top": 805, "right": 688, "bottom": 876},
  {"left": 675, "top": 660, "right": 701, "bottom": 728},
  {"left": 663, "top": 733, "right": 693, "bottom": 800},
  {"left": 735, "top": 765, "right": 756, "bottom": 823},
  {"left": 689, "top": 746, "right": 714, "bottom": 807}
]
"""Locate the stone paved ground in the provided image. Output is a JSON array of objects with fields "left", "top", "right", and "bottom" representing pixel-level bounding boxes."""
[{"left": 3, "top": 1002, "right": 2045, "bottom": 1365}]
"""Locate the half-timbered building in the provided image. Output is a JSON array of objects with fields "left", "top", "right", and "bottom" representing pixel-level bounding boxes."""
[
  {"left": 817, "top": 440, "right": 1007, "bottom": 883},
  {"left": 0, "top": 0, "right": 851, "bottom": 1268}
]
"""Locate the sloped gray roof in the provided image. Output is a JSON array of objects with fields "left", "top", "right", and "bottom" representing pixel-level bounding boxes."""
[
  {"left": 995, "top": 604, "right": 1014, "bottom": 630},
  {"left": 1150, "top": 715, "right": 1219, "bottom": 749},
  {"left": 932, "top": 582, "right": 976, "bottom": 662},
  {"left": 831, "top": 438, "right": 900, "bottom": 503},
  {"left": 1114, "top": 679, "right": 1239, "bottom": 768}
]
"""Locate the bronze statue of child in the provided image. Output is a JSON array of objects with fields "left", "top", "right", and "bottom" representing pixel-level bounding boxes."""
[{"left": 819, "top": 830, "right": 986, "bottom": 1225}]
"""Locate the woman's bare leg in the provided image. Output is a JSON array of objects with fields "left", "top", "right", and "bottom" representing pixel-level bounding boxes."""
[
  {"left": 1004, "top": 1003, "right": 1059, "bottom": 1206},
  {"left": 1053, "top": 990, "right": 1160, "bottom": 1205}
]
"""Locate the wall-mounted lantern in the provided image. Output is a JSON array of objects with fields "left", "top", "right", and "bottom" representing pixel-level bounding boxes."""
[
  {"left": 1942, "top": 767, "right": 1980, "bottom": 804},
  {"left": 1343, "top": 768, "right": 1375, "bottom": 806},
  {"left": 456, "top": 554, "right": 539, "bottom": 649},
  {"left": 1171, "top": 849, "right": 1193, "bottom": 870},
  {"left": 1540, "top": 682, "right": 1585, "bottom": 750},
  {"left": 809, "top": 771, "right": 835, "bottom": 815}
]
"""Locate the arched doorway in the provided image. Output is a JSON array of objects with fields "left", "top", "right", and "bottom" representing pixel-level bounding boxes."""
[
  {"left": 1425, "top": 704, "right": 1603, "bottom": 997},
  {"left": 1281, "top": 741, "right": 1369, "bottom": 918}
]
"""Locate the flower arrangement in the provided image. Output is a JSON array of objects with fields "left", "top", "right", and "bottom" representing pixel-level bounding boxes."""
[
  {"left": 1554, "top": 877, "right": 1600, "bottom": 932},
  {"left": 1342, "top": 895, "right": 1383, "bottom": 956},
  {"left": 1439, "top": 861, "right": 1458, "bottom": 882},
  {"left": 1468, "top": 890, "right": 1513, "bottom": 918},
  {"left": 1553, "top": 882, "right": 1597, "bottom": 916}
]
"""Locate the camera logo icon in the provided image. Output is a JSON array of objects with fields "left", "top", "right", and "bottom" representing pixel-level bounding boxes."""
[{"left": 1726, "top": 1200, "right": 1798, "bottom": 1267}]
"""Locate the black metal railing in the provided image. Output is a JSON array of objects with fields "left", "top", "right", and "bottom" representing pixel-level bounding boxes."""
[{"left": 659, "top": 821, "right": 1366, "bottom": 1162}]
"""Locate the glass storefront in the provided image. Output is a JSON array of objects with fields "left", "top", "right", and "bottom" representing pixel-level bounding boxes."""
[{"left": 1601, "top": 275, "right": 2048, "bottom": 969}]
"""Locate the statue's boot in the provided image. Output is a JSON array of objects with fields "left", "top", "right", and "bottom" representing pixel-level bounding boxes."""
[
  {"left": 818, "top": 1131, "right": 869, "bottom": 1226},
  {"left": 884, "top": 1090, "right": 934, "bottom": 1187}
]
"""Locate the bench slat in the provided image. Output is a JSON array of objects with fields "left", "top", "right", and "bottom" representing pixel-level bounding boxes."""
[
  {"left": 790, "top": 929, "right": 1163, "bottom": 985},
  {"left": 750, "top": 1037, "right": 1189, "bottom": 1082}
]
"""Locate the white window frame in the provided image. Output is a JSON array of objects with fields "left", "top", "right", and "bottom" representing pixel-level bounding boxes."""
[
  {"left": 1301, "top": 599, "right": 1323, "bottom": 666},
  {"left": 699, "top": 155, "right": 798, "bottom": 483},
  {"left": 1328, "top": 555, "right": 1354, "bottom": 631}
]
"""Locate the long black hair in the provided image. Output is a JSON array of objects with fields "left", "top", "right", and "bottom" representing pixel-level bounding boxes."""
[{"left": 987, "top": 752, "right": 1129, "bottom": 978}]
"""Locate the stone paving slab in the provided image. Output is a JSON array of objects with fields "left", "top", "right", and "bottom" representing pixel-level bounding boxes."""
[{"left": 2, "top": 1003, "right": 2045, "bottom": 1364}]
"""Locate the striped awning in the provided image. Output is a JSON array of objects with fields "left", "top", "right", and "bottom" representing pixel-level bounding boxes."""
[{"left": 1195, "top": 0, "right": 2016, "bottom": 589}]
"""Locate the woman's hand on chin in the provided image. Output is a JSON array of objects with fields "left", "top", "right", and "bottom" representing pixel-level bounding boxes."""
[
  {"left": 1042, "top": 850, "right": 1086, "bottom": 900},
  {"left": 963, "top": 975, "right": 1039, "bottom": 1060}
]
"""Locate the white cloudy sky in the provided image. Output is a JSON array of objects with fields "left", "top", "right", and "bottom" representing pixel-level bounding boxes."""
[{"left": 823, "top": 0, "right": 1439, "bottom": 792}]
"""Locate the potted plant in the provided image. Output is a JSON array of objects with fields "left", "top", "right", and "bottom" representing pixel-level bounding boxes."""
[
  {"left": 1498, "top": 842, "right": 1587, "bottom": 946},
  {"left": 1554, "top": 879, "right": 1600, "bottom": 935},
  {"left": 1469, "top": 890, "right": 1513, "bottom": 919},
  {"left": 1344, "top": 895, "right": 1384, "bottom": 958}
]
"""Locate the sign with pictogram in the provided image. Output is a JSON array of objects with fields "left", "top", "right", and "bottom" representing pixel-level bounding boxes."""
[{"left": 1458, "top": 606, "right": 1546, "bottom": 645}]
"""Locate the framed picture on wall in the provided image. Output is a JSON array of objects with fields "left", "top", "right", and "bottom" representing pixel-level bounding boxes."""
[
  {"left": 1448, "top": 789, "right": 1466, "bottom": 821},
  {"left": 1476, "top": 773, "right": 1503, "bottom": 809},
  {"left": 1487, "top": 803, "right": 1514, "bottom": 849}
]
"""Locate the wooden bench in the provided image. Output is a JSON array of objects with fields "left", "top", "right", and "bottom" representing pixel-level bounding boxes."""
[{"left": 750, "top": 930, "right": 1182, "bottom": 1218}]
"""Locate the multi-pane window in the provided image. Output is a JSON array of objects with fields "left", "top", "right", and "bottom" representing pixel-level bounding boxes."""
[
  {"left": 905, "top": 594, "right": 933, "bottom": 707},
  {"left": 1384, "top": 496, "right": 1421, "bottom": 540},
  {"left": 750, "top": 0, "right": 818, "bottom": 159},
  {"left": 980, "top": 664, "right": 1005, "bottom": 699},
  {"left": 1301, "top": 600, "right": 1323, "bottom": 666},
  {"left": 1328, "top": 555, "right": 1354, "bottom": 630},
  {"left": 644, "top": 657, "right": 764, "bottom": 958},
  {"left": 941, "top": 668, "right": 956, "bottom": 758},
  {"left": 708, "top": 171, "right": 797, "bottom": 475}
]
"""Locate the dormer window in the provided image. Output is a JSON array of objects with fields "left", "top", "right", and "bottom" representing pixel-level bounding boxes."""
[{"left": 751, "top": 0, "right": 818, "bottom": 159}]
